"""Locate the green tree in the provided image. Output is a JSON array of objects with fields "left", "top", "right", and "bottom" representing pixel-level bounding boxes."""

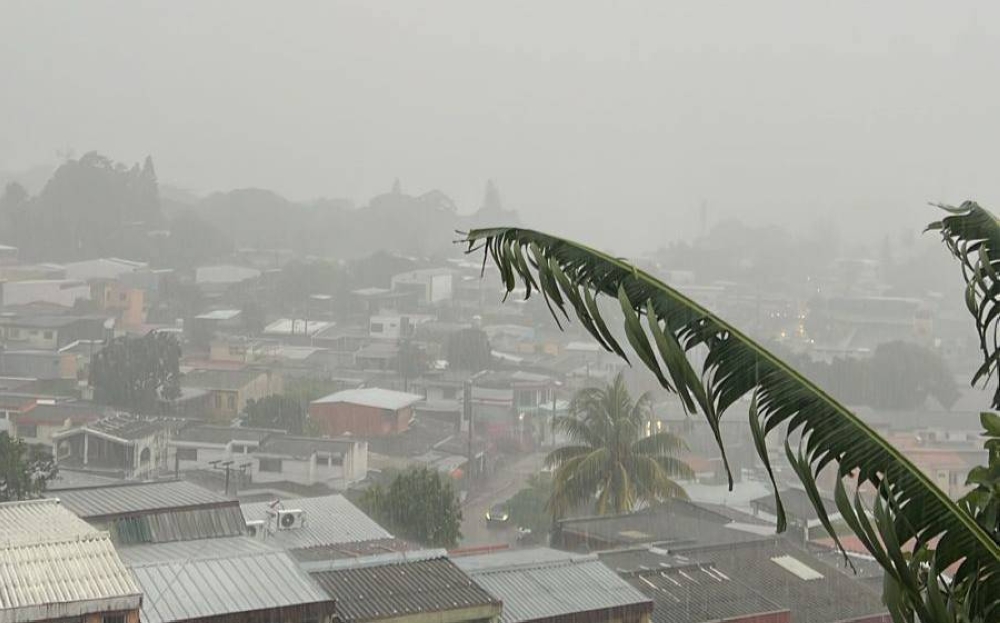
[
  {"left": 507, "top": 473, "right": 554, "bottom": 535},
  {"left": 90, "top": 332, "right": 181, "bottom": 413},
  {"left": 463, "top": 214, "right": 1000, "bottom": 622},
  {"left": 360, "top": 467, "right": 462, "bottom": 547},
  {"left": 546, "top": 373, "right": 692, "bottom": 517},
  {"left": 242, "top": 395, "right": 306, "bottom": 435},
  {"left": 446, "top": 327, "right": 493, "bottom": 371},
  {"left": 0, "top": 432, "right": 58, "bottom": 501},
  {"left": 786, "top": 341, "right": 960, "bottom": 410}
]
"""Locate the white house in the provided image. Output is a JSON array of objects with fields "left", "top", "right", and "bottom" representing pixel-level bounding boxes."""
[
  {"left": 169, "top": 425, "right": 368, "bottom": 489},
  {"left": 390, "top": 268, "right": 454, "bottom": 304}
]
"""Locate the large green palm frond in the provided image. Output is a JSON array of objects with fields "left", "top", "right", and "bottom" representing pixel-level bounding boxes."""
[
  {"left": 464, "top": 226, "right": 1000, "bottom": 609},
  {"left": 928, "top": 201, "right": 1000, "bottom": 409}
]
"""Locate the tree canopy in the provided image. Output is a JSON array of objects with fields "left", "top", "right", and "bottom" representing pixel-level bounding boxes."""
[
  {"left": 90, "top": 332, "right": 182, "bottom": 413},
  {"left": 547, "top": 373, "right": 692, "bottom": 516},
  {"left": 787, "top": 341, "right": 960, "bottom": 410},
  {"left": 446, "top": 327, "right": 494, "bottom": 371},
  {"left": 242, "top": 395, "right": 306, "bottom": 435},
  {"left": 359, "top": 467, "right": 463, "bottom": 548},
  {"left": 6, "top": 152, "right": 163, "bottom": 261},
  {"left": 0, "top": 433, "right": 58, "bottom": 501}
]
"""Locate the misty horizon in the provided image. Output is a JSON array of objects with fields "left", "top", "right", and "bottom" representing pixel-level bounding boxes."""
[{"left": 3, "top": 2, "right": 999, "bottom": 253}]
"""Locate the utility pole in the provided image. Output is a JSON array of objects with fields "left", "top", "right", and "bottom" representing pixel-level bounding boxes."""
[{"left": 464, "top": 377, "right": 473, "bottom": 483}]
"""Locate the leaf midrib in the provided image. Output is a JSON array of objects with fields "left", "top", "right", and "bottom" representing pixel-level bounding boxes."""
[{"left": 470, "top": 226, "right": 1000, "bottom": 561}]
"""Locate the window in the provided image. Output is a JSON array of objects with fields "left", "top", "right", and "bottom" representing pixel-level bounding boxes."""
[
  {"left": 227, "top": 394, "right": 236, "bottom": 410},
  {"left": 176, "top": 447, "right": 197, "bottom": 461},
  {"left": 370, "top": 322, "right": 384, "bottom": 333},
  {"left": 442, "top": 387, "right": 457, "bottom": 399},
  {"left": 103, "top": 615, "right": 126, "bottom": 623},
  {"left": 258, "top": 458, "right": 282, "bottom": 472},
  {"left": 214, "top": 394, "right": 222, "bottom": 409},
  {"left": 119, "top": 292, "right": 128, "bottom": 302},
  {"left": 17, "top": 424, "right": 37, "bottom": 438},
  {"left": 43, "top": 331, "right": 53, "bottom": 340}
]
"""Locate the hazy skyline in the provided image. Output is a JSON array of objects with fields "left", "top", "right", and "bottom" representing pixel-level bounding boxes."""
[{"left": 2, "top": 1, "right": 999, "bottom": 252}]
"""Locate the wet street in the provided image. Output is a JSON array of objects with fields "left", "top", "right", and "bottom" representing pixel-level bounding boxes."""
[{"left": 459, "top": 451, "right": 547, "bottom": 548}]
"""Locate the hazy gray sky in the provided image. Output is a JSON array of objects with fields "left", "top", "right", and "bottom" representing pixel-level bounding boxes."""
[{"left": 2, "top": 1, "right": 998, "bottom": 252}]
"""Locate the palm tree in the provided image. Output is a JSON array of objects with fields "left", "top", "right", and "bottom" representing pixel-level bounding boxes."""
[
  {"left": 546, "top": 373, "right": 692, "bottom": 517},
  {"left": 462, "top": 212, "right": 1000, "bottom": 623}
]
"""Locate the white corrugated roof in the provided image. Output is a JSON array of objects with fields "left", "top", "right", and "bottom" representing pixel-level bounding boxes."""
[
  {"left": 0, "top": 499, "right": 95, "bottom": 547},
  {"left": 311, "top": 387, "right": 422, "bottom": 410},
  {"left": 194, "top": 309, "right": 242, "bottom": 321},
  {"left": 128, "top": 544, "right": 332, "bottom": 623},
  {"left": 0, "top": 500, "right": 142, "bottom": 623},
  {"left": 240, "top": 494, "right": 392, "bottom": 551}
]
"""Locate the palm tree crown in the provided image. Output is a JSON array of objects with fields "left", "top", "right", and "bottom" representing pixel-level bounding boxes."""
[{"left": 546, "top": 373, "right": 693, "bottom": 517}]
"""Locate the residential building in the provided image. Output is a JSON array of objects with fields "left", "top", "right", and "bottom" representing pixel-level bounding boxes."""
[
  {"left": 307, "top": 550, "right": 501, "bottom": 623},
  {"left": 369, "top": 312, "right": 434, "bottom": 339},
  {"left": 604, "top": 548, "right": 790, "bottom": 623},
  {"left": 169, "top": 425, "right": 369, "bottom": 490},
  {"left": 0, "top": 313, "right": 110, "bottom": 350},
  {"left": 750, "top": 489, "right": 840, "bottom": 544},
  {"left": 47, "top": 479, "right": 246, "bottom": 545},
  {"left": 0, "top": 349, "right": 78, "bottom": 380},
  {"left": 0, "top": 278, "right": 90, "bottom": 307},
  {"left": 0, "top": 393, "right": 38, "bottom": 434},
  {"left": 90, "top": 279, "right": 145, "bottom": 327},
  {"left": 195, "top": 264, "right": 261, "bottom": 294},
  {"left": 263, "top": 318, "right": 335, "bottom": 341},
  {"left": 52, "top": 413, "right": 174, "bottom": 480},
  {"left": 181, "top": 367, "right": 283, "bottom": 420},
  {"left": 11, "top": 401, "right": 105, "bottom": 445},
  {"left": 309, "top": 387, "right": 422, "bottom": 436},
  {"left": 0, "top": 498, "right": 142, "bottom": 623},
  {"left": 208, "top": 336, "right": 273, "bottom": 363},
  {"left": 454, "top": 548, "right": 653, "bottom": 623},
  {"left": 552, "top": 500, "right": 888, "bottom": 623},
  {"left": 64, "top": 257, "right": 149, "bottom": 282},
  {"left": 390, "top": 268, "right": 454, "bottom": 305},
  {"left": 119, "top": 537, "right": 336, "bottom": 623}
]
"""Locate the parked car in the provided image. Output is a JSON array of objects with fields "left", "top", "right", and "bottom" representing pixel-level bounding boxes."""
[{"left": 485, "top": 503, "right": 510, "bottom": 527}]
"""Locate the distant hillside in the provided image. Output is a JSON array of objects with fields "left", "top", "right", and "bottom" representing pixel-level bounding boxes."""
[
  {"left": 192, "top": 180, "right": 521, "bottom": 260},
  {"left": 1, "top": 152, "right": 520, "bottom": 264}
]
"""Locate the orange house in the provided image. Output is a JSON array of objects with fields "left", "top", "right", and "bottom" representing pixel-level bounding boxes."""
[{"left": 309, "top": 388, "right": 422, "bottom": 437}]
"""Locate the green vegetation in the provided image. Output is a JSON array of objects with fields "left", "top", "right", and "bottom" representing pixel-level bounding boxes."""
[
  {"left": 242, "top": 394, "right": 307, "bottom": 435},
  {"left": 90, "top": 332, "right": 182, "bottom": 414},
  {"left": 0, "top": 432, "right": 58, "bottom": 501},
  {"left": 546, "top": 373, "right": 692, "bottom": 517},
  {"left": 359, "top": 466, "right": 463, "bottom": 548}
]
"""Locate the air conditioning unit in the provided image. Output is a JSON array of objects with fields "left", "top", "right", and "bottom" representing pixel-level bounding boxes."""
[
  {"left": 245, "top": 519, "right": 267, "bottom": 539},
  {"left": 276, "top": 509, "right": 306, "bottom": 530}
]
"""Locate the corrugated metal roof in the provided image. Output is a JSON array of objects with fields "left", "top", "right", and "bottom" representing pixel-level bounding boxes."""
[
  {"left": 241, "top": 494, "right": 392, "bottom": 551},
  {"left": 49, "top": 480, "right": 233, "bottom": 519},
  {"left": 310, "top": 554, "right": 500, "bottom": 623},
  {"left": 456, "top": 550, "right": 651, "bottom": 623},
  {"left": 118, "top": 535, "right": 279, "bottom": 565},
  {"left": 0, "top": 500, "right": 142, "bottom": 623},
  {"left": 104, "top": 506, "right": 246, "bottom": 544},
  {"left": 0, "top": 499, "right": 94, "bottom": 546},
  {"left": 128, "top": 545, "right": 332, "bottom": 623},
  {"left": 312, "top": 388, "right": 422, "bottom": 410}
]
